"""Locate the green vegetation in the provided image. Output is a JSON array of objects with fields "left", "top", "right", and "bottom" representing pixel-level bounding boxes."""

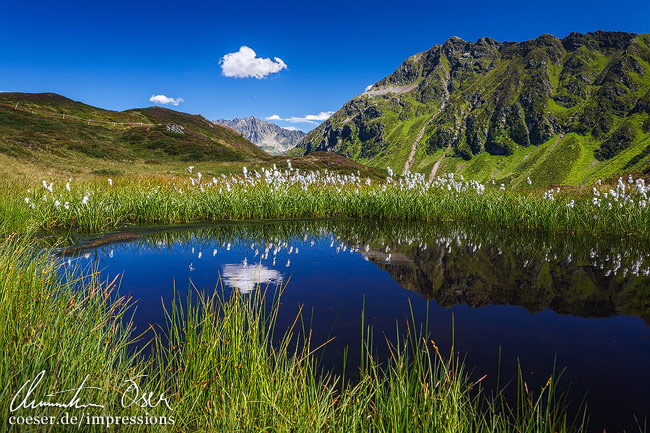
[
  {"left": 0, "top": 89, "right": 648, "bottom": 431},
  {"left": 0, "top": 92, "right": 379, "bottom": 180},
  {"left": 0, "top": 236, "right": 147, "bottom": 430},
  {"left": 2, "top": 167, "right": 649, "bottom": 240},
  {"left": 299, "top": 31, "right": 650, "bottom": 184},
  {"left": 0, "top": 93, "right": 265, "bottom": 162}
]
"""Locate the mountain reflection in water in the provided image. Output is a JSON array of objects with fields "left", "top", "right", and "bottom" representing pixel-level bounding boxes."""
[{"left": 65, "top": 219, "right": 650, "bottom": 432}]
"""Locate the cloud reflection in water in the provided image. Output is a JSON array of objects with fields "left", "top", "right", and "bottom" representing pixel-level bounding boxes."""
[{"left": 221, "top": 263, "right": 283, "bottom": 294}]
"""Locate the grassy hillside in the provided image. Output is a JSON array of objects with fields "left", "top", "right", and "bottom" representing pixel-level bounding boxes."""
[
  {"left": 299, "top": 31, "right": 650, "bottom": 186},
  {"left": 0, "top": 92, "right": 267, "bottom": 162},
  {"left": 0, "top": 92, "right": 380, "bottom": 180}
]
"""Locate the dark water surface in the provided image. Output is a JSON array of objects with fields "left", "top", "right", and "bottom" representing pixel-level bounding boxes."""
[{"left": 65, "top": 220, "right": 650, "bottom": 432}]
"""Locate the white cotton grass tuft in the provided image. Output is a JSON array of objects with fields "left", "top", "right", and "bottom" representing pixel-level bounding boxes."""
[{"left": 18, "top": 161, "right": 650, "bottom": 246}]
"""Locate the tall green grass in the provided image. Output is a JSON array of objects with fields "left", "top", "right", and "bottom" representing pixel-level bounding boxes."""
[
  {"left": 4, "top": 174, "right": 650, "bottom": 239},
  {"left": 147, "top": 285, "right": 590, "bottom": 432},
  {"left": 0, "top": 235, "right": 147, "bottom": 430}
]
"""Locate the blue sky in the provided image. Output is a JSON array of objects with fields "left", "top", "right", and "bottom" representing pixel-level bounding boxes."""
[{"left": 1, "top": 0, "right": 649, "bottom": 131}]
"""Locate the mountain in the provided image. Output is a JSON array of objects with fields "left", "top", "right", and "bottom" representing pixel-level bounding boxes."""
[
  {"left": 299, "top": 31, "right": 650, "bottom": 187},
  {"left": 0, "top": 92, "right": 269, "bottom": 163},
  {"left": 0, "top": 92, "right": 381, "bottom": 178},
  {"left": 213, "top": 116, "right": 305, "bottom": 155}
]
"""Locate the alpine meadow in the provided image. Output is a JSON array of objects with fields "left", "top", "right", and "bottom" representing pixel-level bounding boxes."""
[{"left": 1, "top": 17, "right": 649, "bottom": 433}]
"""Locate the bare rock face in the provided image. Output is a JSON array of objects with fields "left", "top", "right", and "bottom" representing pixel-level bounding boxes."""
[{"left": 213, "top": 116, "right": 306, "bottom": 155}]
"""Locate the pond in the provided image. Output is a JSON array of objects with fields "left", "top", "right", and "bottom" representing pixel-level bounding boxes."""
[{"left": 62, "top": 220, "right": 650, "bottom": 432}]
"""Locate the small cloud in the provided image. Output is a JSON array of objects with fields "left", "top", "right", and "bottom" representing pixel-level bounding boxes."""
[
  {"left": 282, "top": 126, "right": 299, "bottom": 131},
  {"left": 365, "top": 84, "right": 373, "bottom": 91},
  {"left": 149, "top": 94, "right": 184, "bottom": 106},
  {"left": 220, "top": 46, "right": 287, "bottom": 79},
  {"left": 265, "top": 111, "right": 334, "bottom": 125},
  {"left": 285, "top": 111, "right": 334, "bottom": 124}
]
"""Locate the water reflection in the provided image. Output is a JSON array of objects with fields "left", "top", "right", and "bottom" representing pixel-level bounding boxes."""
[
  {"left": 357, "top": 228, "right": 650, "bottom": 323},
  {"left": 62, "top": 220, "right": 650, "bottom": 432},
  {"left": 221, "top": 262, "right": 283, "bottom": 294},
  {"left": 70, "top": 220, "right": 650, "bottom": 323}
]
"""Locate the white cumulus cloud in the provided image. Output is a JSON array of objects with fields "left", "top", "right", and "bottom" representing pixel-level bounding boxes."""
[
  {"left": 149, "top": 94, "right": 184, "bottom": 106},
  {"left": 265, "top": 114, "right": 282, "bottom": 120},
  {"left": 220, "top": 46, "right": 287, "bottom": 79},
  {"left": 282, "top": 126, "right": 300, "bottom": 131}
]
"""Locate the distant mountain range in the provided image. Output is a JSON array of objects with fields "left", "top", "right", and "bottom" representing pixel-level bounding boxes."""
[
  {"left": 298, "top": 31, "right": 650, "bottom": 187},
  {"left": 213, "top": 116, "right": 305, "bottom": 155}
]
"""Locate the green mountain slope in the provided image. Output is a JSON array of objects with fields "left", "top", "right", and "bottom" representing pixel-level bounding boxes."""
[
  {"left": 0, "top": 92, "right": 269, "bottom": 162},
  {"left": 0, "top": 92, "right": 383, "bottom": 180},
  {"left": 299, "top": 31, "right": 650, "bottom": 187}
]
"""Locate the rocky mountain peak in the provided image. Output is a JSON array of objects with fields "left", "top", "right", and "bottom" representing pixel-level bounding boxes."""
[
  {"left": 298, "top": 31, "right": 650, "bottom": 186},
  {"left": 213, "top": 116, "right": 306, "bottom": 155}
]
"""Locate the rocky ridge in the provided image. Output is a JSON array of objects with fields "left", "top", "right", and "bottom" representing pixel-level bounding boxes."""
[
  {"left": 214, "top": 116, "right": 306, "bottom": 155},
  {"left": 299, "top": 31, "right": 650, "bottom": 186}
]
